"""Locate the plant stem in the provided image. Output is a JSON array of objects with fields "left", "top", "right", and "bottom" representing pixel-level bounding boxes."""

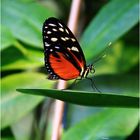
[{"left": 51, "top": 0, "right": 82, "bottom": 140}]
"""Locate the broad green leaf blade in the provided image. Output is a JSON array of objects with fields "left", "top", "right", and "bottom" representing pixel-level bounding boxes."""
[
  {"left": 66, "top": 104, "right": 103, "bottom": 128},
  {"left": 1, "top": 0, "right": 57, "bottom": 48},
  {"left": 66, "top": 74, "right": 139, "bottom": 127},
  {"left": 73, "top": 74, "right": 138, "bottom": 96},
  {"left": 1, "top": 45, "right": 43, "bottom": 71},
  {"left": 1, "top": 26, "right": 16, "bottom": 50},
  {"left": 17, "top": 89, "right": 139, "bottom": 108},
  {"left": 1, "top": 138, "right": 15, "bottom": 140},
  {"left": 1, "top": 72, "right": 55, "bottom": 129},
  {"left": 81, "top": 0, "right": 139, "bottom": 60},
  {"left": 1, "top": 46, "right": 25, "bottom": 69},
  {"left": 17, "top": 74, "right": 139, "bottom": 108},
  {"left": 95, "top": 42, "right": 139, "bottom": 75},
  {"left": 11, "top": 113, "right": 34, "bottom": 140},
  {"left": 62, "top": 108, "right": 139, "bottom": 140}
]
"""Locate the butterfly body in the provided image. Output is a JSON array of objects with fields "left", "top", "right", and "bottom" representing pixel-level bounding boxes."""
[{"left": 42, "top": 17, "right": 94, "bottom": 80}]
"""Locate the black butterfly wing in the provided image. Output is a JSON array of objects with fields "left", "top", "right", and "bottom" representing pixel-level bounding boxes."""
[{"left": 42, "top": 17, "right": 86, "bottom": 80}]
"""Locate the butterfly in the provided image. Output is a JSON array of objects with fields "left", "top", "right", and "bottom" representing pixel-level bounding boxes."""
[{"left": 42, "top": 17, "right": 95, "bottom": 81}]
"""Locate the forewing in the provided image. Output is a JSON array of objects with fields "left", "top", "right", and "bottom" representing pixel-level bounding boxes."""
[{"left": 42, "top": 17, "right": 86, "bottom": 80}]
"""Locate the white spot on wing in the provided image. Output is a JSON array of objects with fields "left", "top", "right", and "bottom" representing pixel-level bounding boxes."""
[
  {"left": 52, "top": 28, "right": 57, "bottom": 31},
  {"left": 45, "top": 26, "right": 48, "bottom": 29},
  {"left": 71, "top": 46, "right": 79, "bottom": 52},
  {"left": 48, "top": 23, "right": 56, "bottom": 26},
  {"left": 67, "top": 47, "right": 79, "bottom": 52},
  {"left": 59, "top": 28, "right": 64, "bottom": 32},
  {"left": 65, "top": 37, "right": 69, "bottom": 40},
  {"left": 71, "top": 38, "right": 76, "bottom": 42},
  {"left": 47, "top": 31, "right": 51, "bottom": 34},
  {"left": 45, "top": 42, "right": 50, "bottom": 46},
  {"left": 61, "top": 37, "right": 66, "bottom": 41},
  {"left": 58, "top": 23, "right": 63, "bottom": 27},
  {"left": 55, "top": 46, "right": 60, "bottom": 49},
  {"left": 61, "top": 37, "right": 69, "bottom": 41},
  {"left": 44, "top": 36, "right": 48, "bottom": 38},
  {"left": 51, "top": 38, "right": 58, "bottom": 42},
  {"left": 65, "top": 29, "right": 69, "bottom": 34}
]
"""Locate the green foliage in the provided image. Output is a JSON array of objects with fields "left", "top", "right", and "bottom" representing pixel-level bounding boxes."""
[
  {"left": 62, "top": 109, "right": 139, "bottom": 140},
  {"left": 1, "top": 0, "right": 139, "bottom": 139},
  {"left": 17, "top": 74, "right": 139, "bottom": 108},
  {"left": 1, "top": 0, "right": 57, "bottom": 48},
  {"left": 1, "top": 138, "right": 15, "bottom": 140},
  {"left": 1, "top": 45, "right": 43, "bottom": 71},
  {"left": 81, "top": 0, "right": 139, "bottom": 60},
  {"left": 1, "top": 72, "right": 55, "bottom": 129},
  {"left": 1, "top": 26, "right": 16, "bottom": 50},
  {"left": 11, "top": 113, "right": 35, "bottom": 140},
  {"left": 17, "top": 88, "right": 139, "bottom": 108},
  {"left": 95, "top": 41, "right": 139, "bottom": 75}
]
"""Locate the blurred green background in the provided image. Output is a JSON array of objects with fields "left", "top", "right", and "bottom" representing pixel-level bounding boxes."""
[{"left": 1, "top": 0, "right": 139, "bottom": 140}]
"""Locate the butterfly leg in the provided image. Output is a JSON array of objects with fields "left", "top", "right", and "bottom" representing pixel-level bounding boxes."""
[
  {"left": 85, "top": 77, "right": 101, "bottom": 93},
  {"left": 68, "top": 77, "right": 82, "bottom": 89}
]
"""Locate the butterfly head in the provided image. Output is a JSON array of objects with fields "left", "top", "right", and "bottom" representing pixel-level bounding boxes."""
[
  {"left": 81, "top": 64, "right": 95, "bottom": 78},
  {"left": 88, "top": 64, "right": 95, "bottom": 74}
]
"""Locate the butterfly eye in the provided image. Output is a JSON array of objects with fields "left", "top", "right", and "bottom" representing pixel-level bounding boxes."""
[
  {"left": 89, "top": 65, "right": 95, "bottom": 73},
  {"left": 91, "top": 69, "right": 95, "bottom": 74}
]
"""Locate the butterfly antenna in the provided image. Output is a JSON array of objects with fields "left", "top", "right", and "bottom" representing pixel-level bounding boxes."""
[{"left": 92, "top": 42, "right": 112, "bottom": 65}]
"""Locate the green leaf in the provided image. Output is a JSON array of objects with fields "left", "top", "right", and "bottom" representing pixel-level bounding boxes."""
[
  {"left": 1, "top": 0, "right": 57, "bottom": 48},
  {"left": 1, "top": 46, "right": 25, "bottom": 69},
  {"left": 17, "top": 74, "right": 139, "bottom": 108},
  {"left": 73, "top": 75, "right": 138, "bottom": 95},
  {"left": 1, "top": 72, "right": 55, "bottom": 129},
  {"left": 65, "top": 74, "right": 139, "bottom": 127},
  {"left": 1, "top": 26, "right": 16, "bottom": 50},
  {"left": 95, "top": 42, "right": 139, "bottom": 75},
  {"left": 66, "top": 74, "right": 139, "bottom": 130},
  {"left": 11, "top": 113, "right": 34, "bottom": 140},
  {"left": 1, "top": 44, "right": 43, "bottom": 71},
  {"left": 1, "top": 138, "right": 15, "bottom": 140},
  {"left": 81, "top": 0, "right": 139, "bottom": 60},
  {"left": 66, "top": 104, "right": 103, "bottom": 128},
  {"left": 62, "top": 108, "right": 139, "bottom": 140},
  {"left": 17, "top": 89, "right": 139, "bottom": 108}
]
